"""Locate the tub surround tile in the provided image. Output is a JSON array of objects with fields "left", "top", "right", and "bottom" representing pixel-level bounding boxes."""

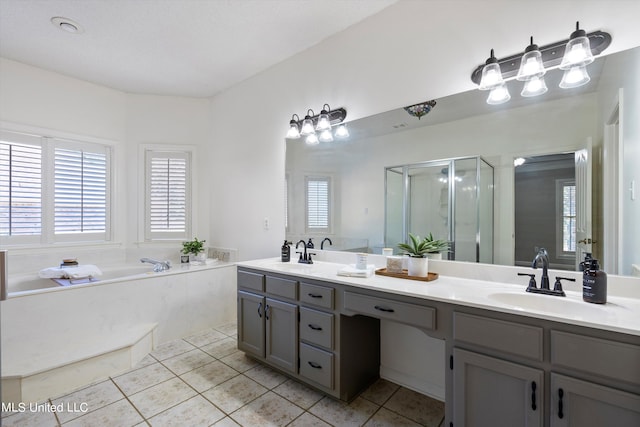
[
  {"left": 384, "top": 387, "right": 445, "bottom": 427},
  {"left": 113, "top": 362, "right": 175, "bottom": 395},
  {"left": 52, "top": 379, "right": 124, "bottom": 423},
  {"left": 183, "top": 329, "right": 227, "bottom": 347},
  {"left": 219, "top": 351, "right": 259, "bottom": 373},
  {"left": 63, "top": 399, "right": 143, "bottom": 427},
  {"left": 202, "top": 375, "right": 268, "bottom": 414},
  {"left": 273, "top": 379, "right": 324, "bottom": 409},
  {"left": 364, "top": 407, "right": 423, "bottom": 427},
  {"left": 309, "top": 396, "right": 379, "bottom": 427},
  {"left": 230, "top": 391, "right": 304, "bottom": 427},
  {"left": 243, "top": 364, "right": 287, "bottom": 390},
  {"left": 128, "top": 377, "right": 197, "bottom": 418},
  {"left": 201, "top": 337, "right": 238, "bottom": 359},
  {"left": 150, "top": 339, "right": 196, "bottom": 361},
  {"left": 161, "top": 349, "right": 216, "bottom": 376},
  {"left": 180, "top": 360, "right": 239, "bottom": 392},
  {"left": 360, "top": 378, "right": 400, "bottom": 405},
  {"left": 148, "top": 395, "right": 225, "bottom": 427}
]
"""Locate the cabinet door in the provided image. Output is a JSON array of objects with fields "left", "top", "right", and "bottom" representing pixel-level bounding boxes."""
[
  {"left": 237, "top": 291, "right": 265, "bottom": 358},
  {"left": 453, "top": 348, "right": 543, "bottom": 427},
  {"left": 265, "top": 298, "right": 298, "bottom": 373},
  {"left": 550, "top": 373, "right": 640, "bottom": 427}
]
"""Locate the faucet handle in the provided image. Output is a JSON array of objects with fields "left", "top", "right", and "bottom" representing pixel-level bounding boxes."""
[
  {"left": 518, "top": 272, "right": 537, "bottom": 290},
  {"left": 553, "top": 276, "right": 575, "bottom": 292},
  {"left": 307, "top": 252, "right": 316, "bottom": 263}
]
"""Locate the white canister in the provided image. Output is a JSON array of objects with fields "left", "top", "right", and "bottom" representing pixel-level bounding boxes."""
[{"left": 355, "top": 253, "right": 368, "bottom": 270}]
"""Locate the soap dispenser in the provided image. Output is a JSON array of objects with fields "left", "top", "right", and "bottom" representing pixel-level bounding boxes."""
[
  {"left": 307, "top": 238, "right": 314, "bottom": 249},
  {"left": 281, "top": 240, "right": 291, "bottom": 262},
  {"left": 583, "top": 259, "right": 607, "bottom": 304}
]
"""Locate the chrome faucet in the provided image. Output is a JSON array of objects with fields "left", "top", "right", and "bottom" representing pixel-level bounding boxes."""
[
  {"left": 321, "top": 237, "right": 333, "bottom": 250},
  {"left": 295, "top": 240, "right": 314, "bottom": 264},
  {"left": 140, "top": 258, "right": 171, "bottom": 272},
  {"left": 531, "top": 248, "right": 550, "bottom": 290}
]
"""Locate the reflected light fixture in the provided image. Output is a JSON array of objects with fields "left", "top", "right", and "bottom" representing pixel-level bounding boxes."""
[
  {"left": 285, "top": 105, "right": 347, "bottom": 143},
  {"left": 403, "top": 100, "right": 437, "bottom": 120},
  {"left": 471, "top": 22, "right": 611, "bottom": 105}
]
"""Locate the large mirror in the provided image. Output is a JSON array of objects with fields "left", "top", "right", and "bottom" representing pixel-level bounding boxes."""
[{"left": 286, "top": 46, "right": 639, "bottom": 276}]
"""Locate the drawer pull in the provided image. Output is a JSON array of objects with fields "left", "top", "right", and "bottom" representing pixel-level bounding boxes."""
[
  {"left": 374, "top": 305, "right": 395, "bottom": 313},
  {"left": 558, "top": 388, "right": 564, "bottom": 419},
  {"left": 531, "top": 381, "right": 537, "bottom": 411},
  {"left": 265, "top": 304, "right": 270, "bottom": 320},
  {"left": 308, "top": 293, "right": 323, "bottom": 299},
  {"left": 257, "top": 302, "right": 262, "bottom": 318},
  {"left": 308, "top": 361, "right": 322, "bottom": 369},
  {"left": 308, "top": 323, "right": 323, "bottom": 331}
]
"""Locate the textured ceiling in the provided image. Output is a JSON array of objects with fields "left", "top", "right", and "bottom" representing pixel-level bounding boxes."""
[{"left": 0, "top": 0, "right": 396, "bottom": 97}]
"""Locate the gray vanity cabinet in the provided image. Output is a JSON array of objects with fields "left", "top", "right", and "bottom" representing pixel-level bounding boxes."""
[
  {"left": 452, "top": 348, "right": 544, "bottom": 427},
  {"left": 237, "top": 290, "right": 265, "bottom": 358},
  {"left": 264, "top": 297, "right": 298, "bottom": 373}
]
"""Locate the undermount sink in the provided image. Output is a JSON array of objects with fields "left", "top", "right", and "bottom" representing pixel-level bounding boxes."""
[{"left": 488, "top": 292, "right": 599, "bottom": 317}]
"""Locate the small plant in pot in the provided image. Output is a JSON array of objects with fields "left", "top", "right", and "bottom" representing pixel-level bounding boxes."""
[
  {"left": 423, "top": 232, "right": 450, "bottom": 260},
  {"left": 182, "top": 237, "right": 207, "bottom": 264},
  {"left": 397, "top": 233, "right": 431, "bottom": 277}
]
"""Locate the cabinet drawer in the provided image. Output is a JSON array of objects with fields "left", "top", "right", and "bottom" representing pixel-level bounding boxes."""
[
  {"left": 551, "top": 330, "right": 640, "bottom": 385},
  {"left": 265, "top": 276, "right": 297, "bottom": 300},
  {"left": 344, "top": 291, "right": 435, "bottom": 330},
  {"left": 299, "top": 343, "right": 334, "bottom": 389},
  {"left": 299, "top": 282, "right": 334, "bottom": 309},
  {"left": 300, "top": 307, "right": 334, "bottom": 350},
  {"left": 238, "top": 270, "right": 264, "bottom": 292},
  {"left": 454, "top": 312, "right": 543, "bottom": 361}
]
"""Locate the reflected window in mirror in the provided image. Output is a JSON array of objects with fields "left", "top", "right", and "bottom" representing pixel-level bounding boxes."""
[
  {"left": 305, "top": 175, "right": 331, "bottom": 233},
  {"left": 557, "top": 179, "right": 576, "bottom": 258}
]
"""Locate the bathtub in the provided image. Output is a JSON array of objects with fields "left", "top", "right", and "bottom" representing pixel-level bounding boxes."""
[
  {"left": 8, "top": 264, "right": 169, "bottom": 294},
  {"left": 1, "top": 261, "right": 237, "bottom": 403}
]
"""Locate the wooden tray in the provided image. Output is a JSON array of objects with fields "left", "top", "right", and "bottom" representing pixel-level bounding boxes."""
[{"left": 375, "top": 268, "right": 438, "bottom": 282}]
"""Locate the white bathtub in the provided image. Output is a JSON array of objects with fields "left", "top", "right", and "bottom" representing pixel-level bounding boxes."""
[{"left": 2, "top": 261, "right": 237, "bottom": 403}]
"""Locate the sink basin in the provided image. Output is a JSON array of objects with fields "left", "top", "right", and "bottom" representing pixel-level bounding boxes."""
[{"left": 488, "top": 292, "right": 601, "bottom": 318}]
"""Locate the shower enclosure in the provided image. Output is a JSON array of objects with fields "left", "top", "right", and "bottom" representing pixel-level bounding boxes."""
[{"left": 385, "top": 156, "right": 494, "bottom": 263}]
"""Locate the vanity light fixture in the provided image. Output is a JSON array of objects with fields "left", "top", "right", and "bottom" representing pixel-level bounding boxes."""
[
  {"left": 285, "top": 106, "right": 347, "bottom": 142},
  {"left": 403, "top": 100, "right": 437, "bottom": 119},
  {"left": 471, "top": 22, "right": 611, "bottom": 105}
]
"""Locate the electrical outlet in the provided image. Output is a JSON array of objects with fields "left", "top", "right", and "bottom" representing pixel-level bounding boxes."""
[{"left": 264, "top": 217, "right": 270, "bottom": 230}]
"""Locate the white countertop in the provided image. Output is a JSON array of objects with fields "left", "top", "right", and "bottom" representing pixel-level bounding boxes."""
[{"left": 237, "top": 258, "right": 640, "bottom": 337}]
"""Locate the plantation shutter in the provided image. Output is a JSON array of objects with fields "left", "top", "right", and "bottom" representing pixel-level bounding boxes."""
[
  {"left": 145, "top": 150, "right": 191, "bottom": 240},
  {"left": 306, "top": 176, "right": 330, "bottom": 232},
  {"left": 0, "top": 134, "right": 42, "bottom": 238}
]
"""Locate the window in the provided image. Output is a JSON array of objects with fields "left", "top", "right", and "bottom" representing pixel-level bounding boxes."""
[
  {"left": 557, "top": 179, "right": 576, "bottom": 255},
  {"left": 0, "top": 130, "right": 111, "bottom": 245},
  {"left": 305, "top": 176, "right": 331, "bottom": 232},
  {"left": 144, "top": 149, "right": 192, "bottom": 240}
]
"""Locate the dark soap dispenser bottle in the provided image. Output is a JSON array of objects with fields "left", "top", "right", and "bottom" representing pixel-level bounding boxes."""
[
  {"left": 281, "top": 240, "right": 291, "bottom": 262},
  {"left": 583, "top": 259, "right": 607, "bottom": 304}
]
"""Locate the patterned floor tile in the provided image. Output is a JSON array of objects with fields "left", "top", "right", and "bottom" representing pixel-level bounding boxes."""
[
  {"left": 309, "top": 396, "right": 379, "bottom": 427},
  {"left": 202, "top": 375, "right": 268, "bottom": 414},
  {"left": 383, "top": 387, "right": 444, "bottom": 427},
  {"left": 200, "top": 337, "right": 238, "bottom": 359},
  {"left": 128, "top": 377, "right": 196, "bottom": 418},
  {"left": 273, "top": 379, "right": 324, "bottom": 409},
  {"left": 360, "top": 379, "right": 400, "bottom": 405},
  {"left": 243, "top": 364, "right": 287, "bottom": 389},
  {"left": 180, "top": 360, "right": 239, "bottom": 392},
  {"left": 148, "top": 395, "right": 225, "bottom": 427},
  {"left": 52, "top": 379, "right": 124, "bottom": 423},
  {"left": 161, "top": 348, "right": 217, "bottom": 376},
  {"left": 230, "top": 391, "right": 303, "bottom": 427},
  {"left": 219, "top": 351, "right": 259, "bottom": 373},
  {"left": 63, "top": 399, "right": 143, "bottom": 427},
  {"left": 112, "top": 362, "right": 175, "bottom": 395},
  {"left": 364, "top": 407, "right": 422, "bottom": 427},
  {"left": 183, "top": 328, "right": 228, "bottom": 347},
  {"left": 287, "top": 412, "right": 332, "bottom": 427},
  {"left": 151, "top": 339, "right": 196, "bottom": 361}
]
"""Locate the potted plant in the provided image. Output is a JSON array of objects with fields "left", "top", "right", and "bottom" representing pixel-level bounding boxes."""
[
  {"left": 182, "top": 237, "right": 207, "bottom": 264},
  {"left": 397, "top": 233, "right": 431, "bottom": 277},
  {"left": 423, "top": 232, "right": 450, "bottom": 260}
]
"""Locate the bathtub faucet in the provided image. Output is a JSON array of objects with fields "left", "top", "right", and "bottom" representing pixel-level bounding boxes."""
[{"left": 140, "top": 258, "right": 172, "bottom": 272}]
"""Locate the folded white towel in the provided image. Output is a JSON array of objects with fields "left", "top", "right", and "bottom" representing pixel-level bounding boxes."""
[
  {"left": 337, "top": 264, "right": 375, "bottom": 278},
  {"left": 39, "top": 265, "right": 103, "bottom": 280}
]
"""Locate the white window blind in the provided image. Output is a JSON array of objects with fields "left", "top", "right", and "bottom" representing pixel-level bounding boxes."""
[
  {"left": 561, "top": 182, "right": 576, "bottom": 252},
  {"left": 54, "top": 147, "right": 107, "bottom": 234},
  {"left": 306, "top": 176, "right": 330, "bottom": 232},
  {"left": 0, "top": 140, "right": 42, "bottom": 236},
  {"left": 145, "top": 150, "right": 191, "bottom": 240}
]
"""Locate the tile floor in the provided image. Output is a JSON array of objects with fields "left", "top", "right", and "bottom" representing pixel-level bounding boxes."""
[{"left": 1, "top": 323, "right": 445, "bottom": 427}]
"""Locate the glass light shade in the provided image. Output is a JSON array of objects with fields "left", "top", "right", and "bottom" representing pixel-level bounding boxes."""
[
  {"left": 305, "top": 133, "right": 319, "bottom": 145},
  {"left": 559, "top": 65, "right": 590, "bottom": 88},
  {"left": 520, "top": 75, "right": 548, "bottom": 97},
  {"left": 560, "top": 36, "right": 594, "bottom": 69},
  {"left": 478, "top": 62, "right": 504, "bottom": 90},
  {"left": 316, "top": 113, "right": 331, "bottom": 131},
  {"left": 300, "top": 118, "right": 315, "bottom": 135},
  {"left": 318, "top": 129, "right": 333, "bottom": 142},
  {"left": 334, "top": 123, "right": 349, "bottom": 139},
  {"left": 286, "top": 123, "right": 300, "bottom": 139},
  {"left": 517, "top": 51, "right": 545, "bottom": 81},
  {"left": 486, "top": 84, "right": 511, "bottom": 105}
]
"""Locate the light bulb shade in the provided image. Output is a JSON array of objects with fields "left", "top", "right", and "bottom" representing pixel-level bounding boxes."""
[
  {"left": 286, "top": 123, "right": 300, "bottom": 139},
  {"left": 486, "top": 84, "right": 511, "bottom": 105},
  {"left": 560, "top": 24, "right": 594, "bottom": 69},
  {"left": 300, "top": 117, "right": 315, "bottom": 135},
  {"left": 318, "top": 129, "right": 333, "bottom": 142},
  {"left": 479, "top": 62, "right": 504, "bottom": 90},
  {"left": 334, "top": 123, "right": 349, "bottom": 139},
  {"left": 520, "top": 75, "right": 548, "bottom": 97},
  {"left": 517, "top": 50, "right": 545, "bottom": 81},
  {"left": 559, "top": 65, "right": 590, "bottom": 88},
  {"left": 305, "top": 133, "right": 319, "bottom": 145}
]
